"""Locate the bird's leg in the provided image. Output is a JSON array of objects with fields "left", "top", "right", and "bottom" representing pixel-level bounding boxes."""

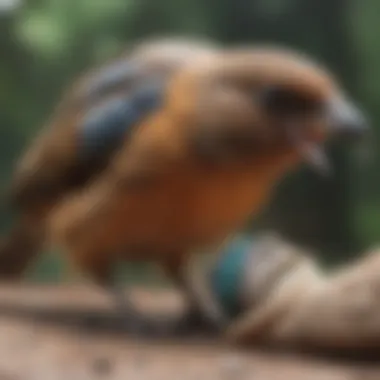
[
  {"left": 104, "top": 281, "right": 153, "bottom": 334},
  {"left": 67, "top": 253, "right": 155, "bottom": 336},
  {"left": 162, "top": 254, "right": 228, "bottom": 335},
  {"left": 49, "top": 180, "right": 160, "bottom": 336},
  {"left": 97, "top": 268, "right": 165, "bottom": 336},
  {"left": 105, "top": 280, "right": 137, "bottom": 320}
]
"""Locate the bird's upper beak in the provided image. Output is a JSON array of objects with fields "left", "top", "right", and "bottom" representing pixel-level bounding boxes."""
[
  {"left": 294, "top": 96, "right": 370, "bottom": 176},
  {"left": 325, "top": 95, "right": 369, "bottom": 141}
]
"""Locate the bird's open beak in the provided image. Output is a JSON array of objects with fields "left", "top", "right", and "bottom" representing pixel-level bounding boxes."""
[{"left": 292, "top": 96, "right": 370, "bottom": 176}]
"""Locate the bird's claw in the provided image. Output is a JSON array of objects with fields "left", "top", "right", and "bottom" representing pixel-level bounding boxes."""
[{"left": 173, "top": 308, "right": 227, "bottom": 336}]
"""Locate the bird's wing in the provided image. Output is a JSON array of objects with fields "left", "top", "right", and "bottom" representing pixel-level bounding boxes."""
[
  {"left": 10, "top": 39, "right": 217, "bottom": 207},
  {"left": 10, "top": 56, "right": 173, "bottom": 207}
]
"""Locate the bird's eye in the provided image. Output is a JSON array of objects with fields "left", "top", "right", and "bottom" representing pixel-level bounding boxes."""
[{"left": 260, "top": 86, "right": 322, "bottom": 117}]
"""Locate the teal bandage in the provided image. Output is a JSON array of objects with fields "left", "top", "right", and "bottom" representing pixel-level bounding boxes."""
[{"left": 210, "top": 236, "right": 253, "bottom": 317}]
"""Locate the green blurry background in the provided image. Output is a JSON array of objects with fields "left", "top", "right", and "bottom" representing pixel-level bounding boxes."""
[{"left": 0, "top": 0, "right": 378, "bottom": 283}]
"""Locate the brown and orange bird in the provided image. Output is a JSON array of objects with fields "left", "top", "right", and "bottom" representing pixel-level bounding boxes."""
[{"left": 0, "top": 38, "right": 368, "bottom": 332}]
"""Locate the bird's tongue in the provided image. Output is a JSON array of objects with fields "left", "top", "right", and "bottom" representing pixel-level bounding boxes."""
[
  {"left": 298, "top": 140, "right": 331, "bottom": 176},
  {"left": 288, "top": 126, "right": 331, "bottom": 176}
]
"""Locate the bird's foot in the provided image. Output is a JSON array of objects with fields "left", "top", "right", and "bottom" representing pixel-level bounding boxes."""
[
  {"left": 173, "top": 308, "right": 225, "bottom": 337},
  {"left": 112, "top": 307, "right": 162, "bottom": 338}
]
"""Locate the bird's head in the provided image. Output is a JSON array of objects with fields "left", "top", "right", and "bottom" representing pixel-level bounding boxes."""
[{"left": 173, "top": 46, "right": 369, "bottom": 174}]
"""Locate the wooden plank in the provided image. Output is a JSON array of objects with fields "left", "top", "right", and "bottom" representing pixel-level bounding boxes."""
[{"left": 0, "top": 284, "right": 377, "bottom": 380}]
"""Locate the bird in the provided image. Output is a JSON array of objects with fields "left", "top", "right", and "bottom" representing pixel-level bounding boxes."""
[{"left": 0, "top": 37, "right": 369, "bottom": 333}]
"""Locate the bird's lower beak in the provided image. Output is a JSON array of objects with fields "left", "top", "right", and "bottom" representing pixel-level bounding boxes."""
[{"left": 290, "top": 132, "right": 331, "bottom": 176}]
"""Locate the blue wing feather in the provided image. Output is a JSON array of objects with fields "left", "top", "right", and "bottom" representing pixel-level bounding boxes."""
[
  {"left": 82, "top": 60, "right": 139, "bottom": 103},
  {"left": 79, "top": 79, "right": 164, "bottom": 161}
]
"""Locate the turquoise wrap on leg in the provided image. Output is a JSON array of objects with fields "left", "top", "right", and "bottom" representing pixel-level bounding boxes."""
[{"left": 210, "top": 236, "right": 253, "bottom": 317}]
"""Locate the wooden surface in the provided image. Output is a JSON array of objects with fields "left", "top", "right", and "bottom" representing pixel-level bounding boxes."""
[{"left": 0, "top": 284, "right": 378, "bottom": 380}]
